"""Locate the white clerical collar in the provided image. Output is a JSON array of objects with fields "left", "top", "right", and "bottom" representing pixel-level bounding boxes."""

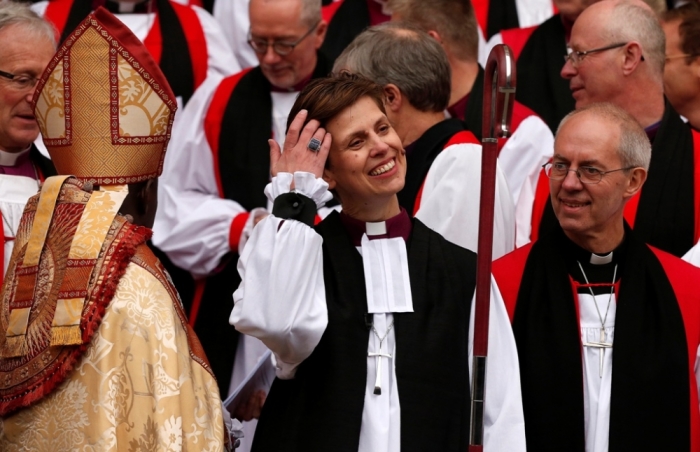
[
  {"left": 590, "top": 251, "right": 613, "bottom": 265},
  {"left": 0, "top": 146, "right": 31, "bottom": 166},
  {"left": 366, "top": 221, "right": 387, "bottom": 236}
]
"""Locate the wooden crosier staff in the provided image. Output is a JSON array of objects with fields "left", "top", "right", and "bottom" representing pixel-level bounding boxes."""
[{"left": 469, "top": 43, "right": 516, "bottom": 451}]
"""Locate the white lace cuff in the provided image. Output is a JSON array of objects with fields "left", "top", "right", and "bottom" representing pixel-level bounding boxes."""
[{"left": 265, "top": 172, "right": 333, "bottom": 209}]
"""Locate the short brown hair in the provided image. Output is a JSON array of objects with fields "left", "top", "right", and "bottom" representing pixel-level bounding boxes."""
[
  {"left": 286, "top": 72, "right": 386, "bottom": 132},
  {"left": 663, "top": 2, "right": 700, "bottom": 64}
]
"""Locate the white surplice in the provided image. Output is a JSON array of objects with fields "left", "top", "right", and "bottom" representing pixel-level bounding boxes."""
[
  {"left": 579, "top": 291, "right": 617, "bottom": 452},
  {"left": 231, "top": 171, "right": 526, "bottom": 452},
  {"left": 415, "top": 141, "right": 517, "bottom": 259},
  {"left": 0, "top": 149, "right": 40, "bottom": 274},
  {"left": 0, "top": 176, "right": 39, "bottom": 272},
  {"left": 684, "top": 241, "right": 700, "bottom": 267}
]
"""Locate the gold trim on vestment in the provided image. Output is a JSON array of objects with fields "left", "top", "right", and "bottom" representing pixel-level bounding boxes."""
[{"left": 49, "top": 185, "right": 127, "bottom": 346}]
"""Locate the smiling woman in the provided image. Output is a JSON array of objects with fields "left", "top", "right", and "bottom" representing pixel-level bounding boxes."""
[
  {"left": 229, "top": 73, "right": 526, "bottom": 452},
  {"left": 279, "top": 73, "right": 406, "bottom": 220}
]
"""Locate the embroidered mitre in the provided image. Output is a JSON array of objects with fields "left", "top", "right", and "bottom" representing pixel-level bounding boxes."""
[
  {"left": 0, "top": 8, "right": 174, "bottom": 416},
  {"left": 33, "top": 6, "right": 177, "bottom": 185}
]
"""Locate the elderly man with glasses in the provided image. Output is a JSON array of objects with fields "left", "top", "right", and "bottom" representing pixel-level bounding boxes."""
[
  {"left": 494, "top": 102, "right": 700, "bottom": 452},
  {"left": 0, "top": 2, "right": 56, "bottom": 288},
  {"left": 152, "top": 0, "right": 329, "bottom": 410},
  {"left": 524, "top": 0, "right": 700, "bottom": 259}
]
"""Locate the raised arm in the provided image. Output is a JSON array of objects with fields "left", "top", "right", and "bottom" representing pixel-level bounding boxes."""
[{"left": 230, "top": 111, "right": 334, "bottom": 378}]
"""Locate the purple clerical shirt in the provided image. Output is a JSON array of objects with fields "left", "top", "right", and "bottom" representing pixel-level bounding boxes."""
[{"left": 0, "top": 148, "right": 36, "bottom": 178}]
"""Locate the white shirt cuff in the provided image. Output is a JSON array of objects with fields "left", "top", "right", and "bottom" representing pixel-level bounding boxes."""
[{"left": 265, "top": 172, "right": 334, "bottom": 209}]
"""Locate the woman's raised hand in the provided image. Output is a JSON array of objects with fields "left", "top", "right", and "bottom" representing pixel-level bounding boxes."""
[{"left": 270, "top": 109, "right": 331, "bottom": 179}]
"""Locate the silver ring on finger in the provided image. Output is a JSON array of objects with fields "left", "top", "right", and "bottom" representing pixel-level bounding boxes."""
[{"left": 307, "top": 137, "right": 322, "bottom": 153}]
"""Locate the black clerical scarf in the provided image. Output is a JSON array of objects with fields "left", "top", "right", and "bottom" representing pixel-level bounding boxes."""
[
  {"left": 515, "top": 14, "right": 574, "bottom": 132},
  {"left": 252, "top": 210, "right": 476, "bottom": 452},
  {"left": 494, "top": 223, "right": 691, "bottom": 451},
  {"left": 486, "top": 0, "right": 520, "bottom": 40},
  {"left": 320, "top": 0, "right": 370, "bottom": 65},
  {"left": 464, "top": 67, "right": 485, "bottom": 141},
  {"left": 29, "top": 144, "right": 56, "bottom": 180},
  {"left": 397, "top": 118, "right": 465, "bottom": 212},
  {"left": 538, "top": 102, "right": 697, "bottom": 257},
  {"left": 217, "top": 55, "right": 331, "bottom": 211},
  {"left": 54, "top": 0, "right": 197, "bottom": 105}
]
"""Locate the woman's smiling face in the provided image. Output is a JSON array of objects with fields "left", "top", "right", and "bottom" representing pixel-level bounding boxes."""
[{"left": 323, "top": 95, "right": 406, "bottom": 216}]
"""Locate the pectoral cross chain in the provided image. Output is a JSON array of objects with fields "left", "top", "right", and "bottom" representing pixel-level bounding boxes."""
[
  {"left": 577, "top": 261, "right": 617, "bottom": 379},
  {"left": 583, "top": 328, "right": 613, "bottom": 378},
  {"left": 369, "top": 319, "right": 394, "bottom": 396}
]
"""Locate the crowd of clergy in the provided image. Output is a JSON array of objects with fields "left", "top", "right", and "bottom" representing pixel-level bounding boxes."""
[{"left": 1, "top": 0, "right": 700, "bottom": 449}]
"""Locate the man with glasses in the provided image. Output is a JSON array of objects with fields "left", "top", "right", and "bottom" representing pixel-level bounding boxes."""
[
  {"left": 493, "top": 102, "right": 700, "bottom": 451},
  {"left": 152, "top": 0, "right": 329, "bottom": 408},
  {"left": 485, "top": 0, "right": 600, "bottom": 133},
  {"left": 0, "top": 2, "right": 56, "bottom": 288},
  {"left": 525, "top": 0, "right": 700, "bottom": 259}
]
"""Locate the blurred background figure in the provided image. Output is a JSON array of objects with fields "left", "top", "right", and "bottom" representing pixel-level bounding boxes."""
[
  {"left": 487, "top": 0, "right": 665, "bottom": 133},
  {"left": 33, "top": 0, "right": 238, "bottom": 109},
  {"left": 661, "top": 1, "right": 700, "bottom": 130},
  {"left": 0, "top": 1, "right": 56, "bottom": 288},
  {"left": 388, "top": 0, "right": 553, "bottom": 242}
]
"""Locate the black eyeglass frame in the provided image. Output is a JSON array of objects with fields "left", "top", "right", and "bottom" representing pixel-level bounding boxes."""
[
  {"left": 0, "top": 69, "right": 39, "bottom": 90},
  {"left": 247, "top": 20, "right": 321, "bottom": 56},
  {"left": 542, "top": 162, "right": 635, "bottom": 184},
  {"left": 564, "top": 42, "right": 631, "bottom": 66}
]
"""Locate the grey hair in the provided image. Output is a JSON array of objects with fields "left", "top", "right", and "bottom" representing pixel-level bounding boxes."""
[
  {"left": 556, "top": 102, "right": 651, "bottom": 171},
  {"left": 250, "top": 0, "right": 321, "bottom": 28},
  {"left": 300, "top": 0, "right": 321, "bottom": 27},
  {"left": 0, "top": 1, "right": 56, "bottom": 47},
  {"left": 604, "top": 1, "right": 666, "bottom": 79},
  {"left": 333, "top": 22, "right": 451, "bottom": 112},
  {"left": 387, "top": 0, "right": 479, "bottom": 62}
]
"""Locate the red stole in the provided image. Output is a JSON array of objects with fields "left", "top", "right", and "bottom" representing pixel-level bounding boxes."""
[
  {"left": 203, "top": 69, "right": 252, "bottom": 198},
  {"left": 500, "top": 25, "right": 538, "bottom": 61}
]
